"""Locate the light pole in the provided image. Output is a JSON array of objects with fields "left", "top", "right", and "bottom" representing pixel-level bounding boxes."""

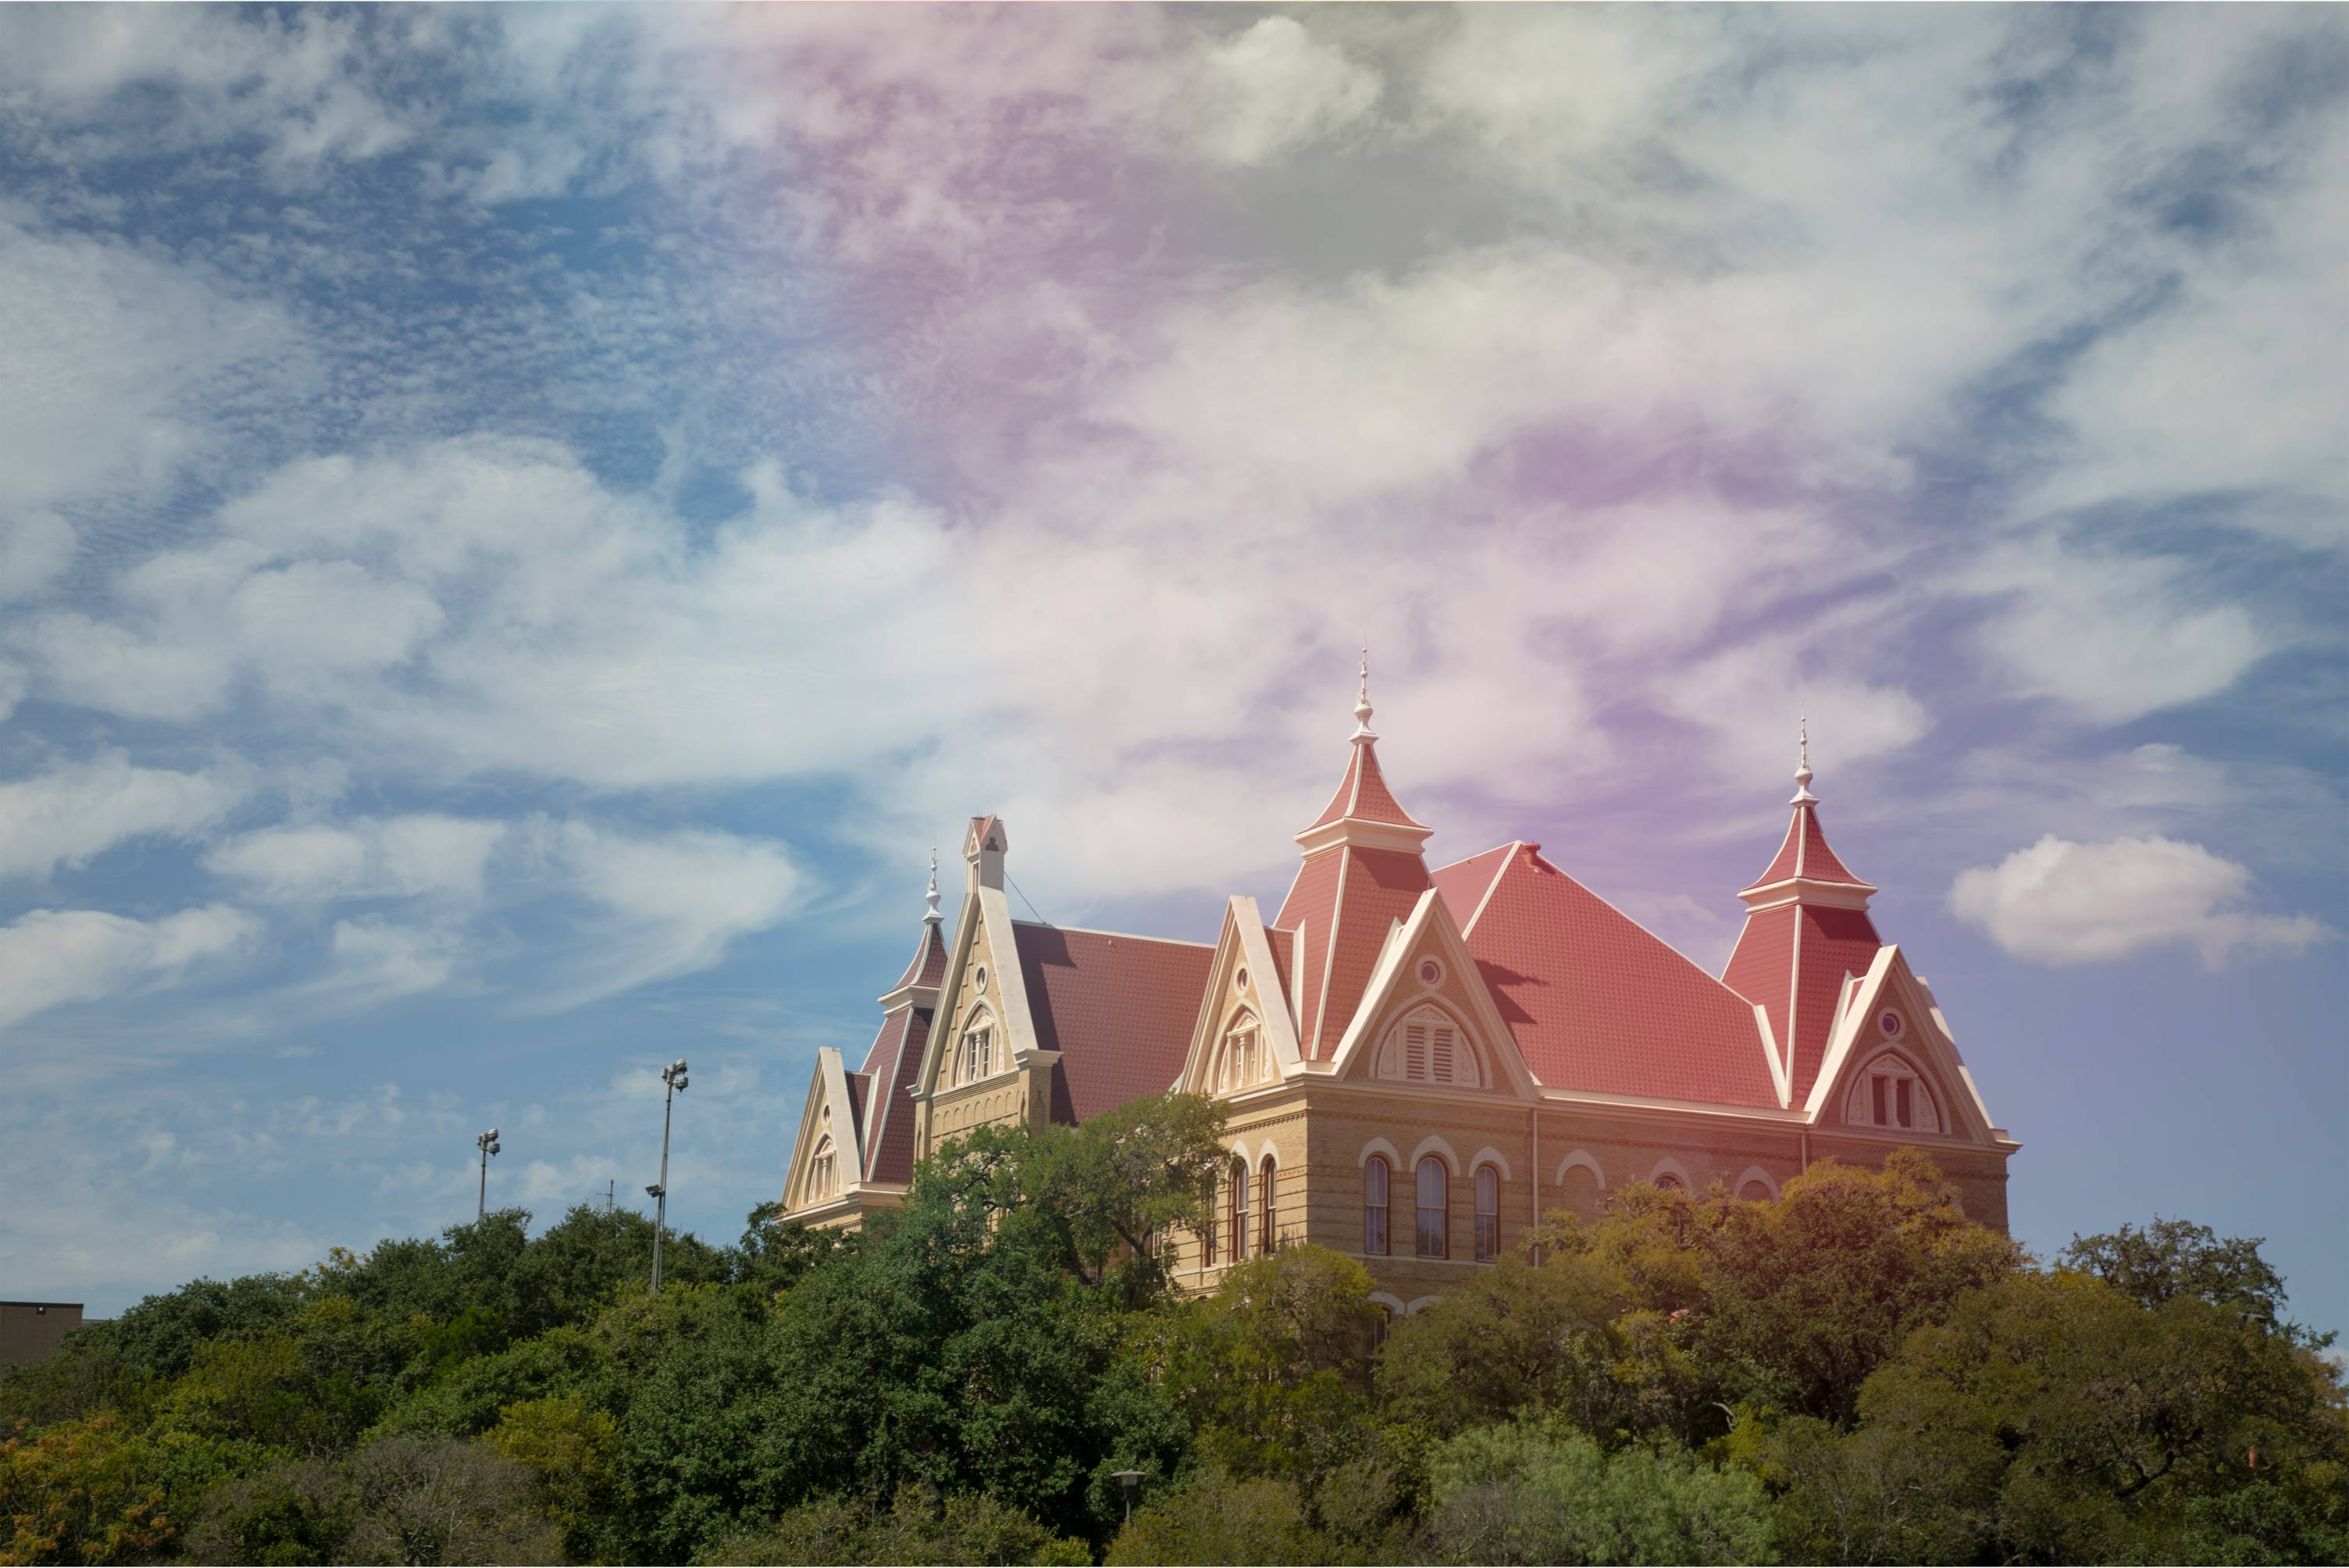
[
  {"left": 648, "top": 1057, "right": 688, "bottom": 1290},
  {"left": 475, "top": 1128, "right": 501, "bottom": 1221}
]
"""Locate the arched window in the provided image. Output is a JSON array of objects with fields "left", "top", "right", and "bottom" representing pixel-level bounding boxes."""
[
  {"left": 1652, "top": 1172, "right": 1684, "bottom": 1193},
  {"left": 810, "top": 1137, "right": 837, "bottom": 1201},
  {"left": 1415, "top": 1157, "right": 1448, "bottom": 1259},
  {"left": 1474, "top": 1165, "right": 1499, "bottom": 1260},
  {"left": 1845, "top": 1053, "right": 1941, "bottom": 1133},
  {"left": 1259, "top": 1153, "right": 1278, "bottom": 1254},
  {"left": 1363, "top": 1156, "right": 1390, "bottom": 1256},
  {"left": 1372, "top": 1003, "right": 1481, "bottom": 1088},
  {"left": 1214, "top": 1013, "right": 1265, "bottom": 1094},
  {"left": 952, "top": 1010, "right": 996, "bottom": 1087},
  {"left": 1229, "top": 1157, "right": 1251, "bottom": 1263}
]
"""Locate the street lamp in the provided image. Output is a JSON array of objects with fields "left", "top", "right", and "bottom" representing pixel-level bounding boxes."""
[
  {"left": 475, "top": 1128, "right": 501, "bottom": 1221},
  {"left": 1111, "top": 1470, "right": 1145, "bottom": 1526},
  {"left": 649, "top": 1058, "right": 688, "bottom": 1290}
]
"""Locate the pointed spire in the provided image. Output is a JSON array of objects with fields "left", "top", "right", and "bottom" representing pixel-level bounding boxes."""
[
  {"left": 1350, "top": 647, "right": 1377, "bottom": 743},
  {"left": 922, "top": 848, "right": 942, "bottom": 927},
  {"left": 1791, "top": 715, "right": 1819, "bottom": 806}
]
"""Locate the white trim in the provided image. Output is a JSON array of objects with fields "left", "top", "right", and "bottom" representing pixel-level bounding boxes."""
[
  {"left": 1407, "top": 1134, "right": 1460, "bottom": 1174},
  {"left": 1357, "top": 1136, "right": 1403, "bottom": 1169},
  {"left": 1326, "top": 888, "right": 1541, "bottom": 1099},
  {"left": 1468, "top": 1146, "right": 1513, "bottom": 1181},
  {"left": 1784, "top": 904, "right": 1804, "bottom": 1087},
  {"left": 1733, "top": 1164, "right": 1779, "bottom": 1200},
  {"left": 1740, "top": 878, "right": 1877, "bottom": 913},
  {"left": 1367, "top": 1291, "right": 1407, "bottom": 1318},
  {"left": 1454, "top": 843, "right": 1519, "bottom": 937},
  {"left": 1646, "top": 1155, "right": 1695, "bottom": 1191},
  {"left": 1555, "top": 1149, "right": 1606, "bottom": 1188},
  {"left": 1756, "top": 1001, "right": 1791, "bottom": 1109},
  {"left": 1310, "top": 850, "right": 1349, "bottom": 1052},
  {"left": 1225, "top": 1137, "right": 1256, "bottom": 1168},
  {"left": 1403, "top": 1294, "right": 1443, "bottom": 1316}
]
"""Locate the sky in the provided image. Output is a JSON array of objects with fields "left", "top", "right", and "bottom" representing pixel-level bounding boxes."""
[{"left": 0, "top": 5, "right": 2343, "bottom": 1332}]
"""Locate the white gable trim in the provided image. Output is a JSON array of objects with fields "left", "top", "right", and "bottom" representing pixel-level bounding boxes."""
[
  {"left": 1805, "top": 946, "right": 2004, "bottom": 1146},
  {"left": 1756, "top": 1003, "right": 1791, "bottom": 1109}
]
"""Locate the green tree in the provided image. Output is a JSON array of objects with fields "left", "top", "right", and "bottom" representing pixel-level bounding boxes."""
[
  {"left": 338, "top": 1435, "right": 561, "bottom": 1566},
  {"left": 2062, "top": 1217, "right": 2325, "bottom": 1345},
  {"left": 709, "top": 1484, "right": 1091, "bottom": 1566},
  {"left": 0, "top": 1415, "right": 176, "bottom": 1567},
  {"left": 1424, "top": 1421, "right": 1776, "bottom": 1566},
  {"left": 1105, "top": 1472, "right": 1338, "bottom": 1566}
]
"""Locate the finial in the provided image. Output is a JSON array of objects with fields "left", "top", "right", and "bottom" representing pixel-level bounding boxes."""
[
  {"left": 1350, "top": 647, "right": 1377, "bottom": 743},
  {"left": 1791, "top": 715, "right": 1819, "bottom": 806},
  {"left": 923, "top": 849, "right": 942, "bottom": 925}
]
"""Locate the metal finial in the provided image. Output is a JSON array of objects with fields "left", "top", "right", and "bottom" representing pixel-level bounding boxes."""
[
  {"left": 1791, "top": 715, "right": 1819, "bottom": 806},
  {"left": 1351, "top": 647, "right": 1377, "bottom": 742},
  {"left": 923, "top": 848, "right": 942, "bottom": 925}
]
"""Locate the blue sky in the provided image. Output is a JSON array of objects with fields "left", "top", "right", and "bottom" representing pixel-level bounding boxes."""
[{"left": 0, "top": 5, "right": 2343, "bottom": 1333}]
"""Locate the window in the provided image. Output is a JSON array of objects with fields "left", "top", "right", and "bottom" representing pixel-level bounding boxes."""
[
  {"left": 1230, "top": 1158, "right": 1251, "bottom": 1263},
  {"left": 954, "top": 1020, "right": 995, "bottom": 1087},
  {"left": 1846, "top": 1053, "right": 1940, "bottom": 1133},
  {"left": 1474, "top": 1165, "right": 1499, "bottom": 1260},
  {"left": 1652, "top": 1172, "right": 1684, "bottom": 1193},
  {"left": 1259, "top": 1153, "right": 1278, "bottom": 1254},
  {"left": 810, "top": 1137, "right": 837, "bottom": 1200},
  {"left": 1415, "top": 1157, "right": 1447, "bottom": 1258},
  {"left": 1363, "top": 1156, "right": 1390, "bottom": 1255},
  {"left": 1375, "top": 1004, "right": 1478, "bottom": 1087},
  {"left": 1217, "top": 1015, "right": 1262, "bottom": 1094}
]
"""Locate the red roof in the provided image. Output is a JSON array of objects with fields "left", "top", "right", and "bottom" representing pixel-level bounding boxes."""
[
  {"left": 853, "top": 1003, "right": 932, "bottom": 1185},
  {"left": 1275, "top": 845, "right": 1433, "bottom": 1059},
  {"left": 886, "top": 921, "right": 949, "bottom": 995},
  {"left": 1747, "top": 804, "right": 1867, "bottom": 890},
  {"left": 1012, "top": 922, "right": 1215, "bottom": 1121},
  {"left": 1436, "top": 844, "right": 1781, "bottom": 1107},
  {"left": 1306, "top": 740, "right": 1428, "bottom": 832},
  {"left": 1721, "top": 902, "right": 1881, "bottom": 1106}
]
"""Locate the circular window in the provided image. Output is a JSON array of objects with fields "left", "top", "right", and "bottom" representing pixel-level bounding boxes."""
[
  {"left": 1234, "top": 967, "right": 1249, "bottom": 993},
  {"left": 974, "top": 965, "right": 988, "bottom": 992},
  {"left": 1417, "top": 958, "right": 1444, "bottom": 987},
  {"left": 1878, "top": 1010, "right": 1901, "bottom": 1037}
]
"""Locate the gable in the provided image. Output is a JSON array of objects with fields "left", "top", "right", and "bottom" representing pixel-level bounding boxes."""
[
  {"left": 1328, "top": 886, "right": 1538, "bottom": 1099},
  {"left": 781, "top": 1046, "right": 861, "bottom": 1213},
  {"left": 1805, "top": 946, "right": 2003, "bottom": 1145},
  {"left": 1181, "top": 897, "right": 1305, "bottom": 1098},
  {"left": 912, "top": 874, "right": 1040, "bottom": 1100}
]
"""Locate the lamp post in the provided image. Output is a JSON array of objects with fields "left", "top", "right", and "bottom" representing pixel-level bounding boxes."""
[
  {"left": 648, "top": 1057, "right": 688, "bottom": 1290},
  {"left": 1111, "top": 1470, "right": 1145, "bottom": 1526},
  {"left": 475, "top": 1128, "right": 501, "bottom": 1221}
]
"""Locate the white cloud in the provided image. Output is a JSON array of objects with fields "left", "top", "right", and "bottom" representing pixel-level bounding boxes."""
[
  {"left": 0, "top": 750, "right": 255, "bottom": 880},
  {"left": 1948, "top": 834, "right": 2330, "bottom": 968},
  {"left": 1961, "top": 542, "right": 2269, "bottom": 725},
  {"left": 0, "top": 904, "right": 260, "bottom": 1030},
  {"left": 1187, "top": 17, "right": 1381, "bottom": 168},
  {"left": 206, "top": 815, "right": 505, "bottom": 903},
  {"left": 318, "top": 918, "right": 465, "bottom": 1005},
  {"left": 0, "top": 509, "right": 75, "bottom": 601}
]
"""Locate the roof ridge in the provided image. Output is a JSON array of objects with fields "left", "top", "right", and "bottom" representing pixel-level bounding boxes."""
[{"left": 1011, "top": 919, "right": 1217, "bottom": 949}]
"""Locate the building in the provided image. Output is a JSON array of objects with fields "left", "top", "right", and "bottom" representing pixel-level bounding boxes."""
[
  {"left": 779, "top": 669, "right": 2019, "bottom": 1316},
  {"left": 1, "top": 1302, "right": 87, "bottom": 1370}
]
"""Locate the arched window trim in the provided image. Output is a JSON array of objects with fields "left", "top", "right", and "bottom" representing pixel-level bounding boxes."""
[
  {"left": 1213, "top": 1007, "right": 1267, "bottom": 1094},
  {"left": 1371, "top": 1001, "right": 1484, "bottom": 1089},
  {"left": 1845, "top": 1048, "right": 1944, "bottom": 1134},
  {"left": 1734, "top": 1164, "right": 1780, "bottom": 1202},
  {"left": 1647, "top": 1155, "right": 1695, "bottom": 1192},
  {"left": 950, "top": 1003, "right": 1000, "bottom": 1089}
]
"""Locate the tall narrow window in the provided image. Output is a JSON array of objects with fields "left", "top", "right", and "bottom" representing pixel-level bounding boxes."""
[
  {"left": 1260, "top": 1153, "right": 1278, "bottom": 1253},
  {"left": 1230, "top": 1159, "right": 1250, "bottom": 1263},
  {"left": 1415, "top": 1157, "right": 1448, "bottom": 1259},
  {"left": 1474, "top": 1165, "right": 1499, "bottom": 1260},
  {"left": 1363, "top": 1156, "right": 1390, "bottom": 1256},
  {"left": 1871, "top": 1075, "right": 1888, "bottom": 1126},
  {"left": 1895, "top": 1078, "right": 1914, "bottom": 1129}
]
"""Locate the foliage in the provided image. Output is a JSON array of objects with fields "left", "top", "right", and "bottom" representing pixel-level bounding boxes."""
[
  {"left": 1424, "top": 1420, "right": 1776, "bottom": 1565},
  {"left": 3, "top": 1116, "right": 2337, "bottom": 1568},
  {"left": 0, "top": 1416, "right": 175, "bottom": 1566}
]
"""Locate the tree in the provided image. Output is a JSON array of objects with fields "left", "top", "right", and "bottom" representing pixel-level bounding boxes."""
[
  {"left": 1376, "top": 1249, "right": 1631, "bottom": 1441},
  {"left": 0, "top": 1415, "right": 176, "bottom": 1566},
  {"left": 1105, "top": 1472, "right": 1338, "bottom": 1566},
  {"left": 2062, "top": 1218, "right": 2322, "bottom": 1344},
  {"left": 1424, "top": 1421, "right": 1776, "bottom": 1566},
  {"left": 708, "top": 1484, "right": 1091, "bottom": 1566},
  {"left": 338, "top": 1436, "right": 561, "bottom": 1566},
  {"left": 1768, "top": 1270, "right": 2349, "bottom": 1564}
]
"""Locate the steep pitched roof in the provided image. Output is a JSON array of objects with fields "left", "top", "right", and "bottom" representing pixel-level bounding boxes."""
[
  {"left": 1306, "top": 740, "right": 1428, "bottom": 832},
  {"left": 1747, "top": 804, "right": 1869, "bottom": 891},
  {"left": 1276, "top": 845, "right": 1434, "bottom": 1060},
  {"left": 1011, "top": 922, "right": 1216, "bottom": 1121},
  {"left": 886, "top": 921, "right": 949, "bottom": 995},
  {"left": 1438, "top": 843, "right": 1781, "bottom": 1107},
  {"left": 1723, "top": 902, "right": 1882, "bottom": 1107},
  {"left": 852, "top": 1003, "right": 933, "bottom": 1185}
]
